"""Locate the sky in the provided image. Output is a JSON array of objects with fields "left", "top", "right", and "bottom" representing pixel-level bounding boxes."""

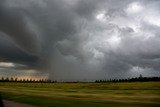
[{"left": 0, "top": 0, "right": 160, "bottom": 81}]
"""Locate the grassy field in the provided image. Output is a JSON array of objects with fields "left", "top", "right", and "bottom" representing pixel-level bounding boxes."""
[{"left": 0, "top": 82, "right": 160, "bottom": 107}]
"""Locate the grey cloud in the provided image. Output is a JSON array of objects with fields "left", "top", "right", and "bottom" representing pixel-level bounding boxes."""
[
  {"left": 0, "top": 32, "right": 38, "bottom": 66},
  {"left": 0, "top": 4, "right": 40, "bottom": 55},
  {"left": 0, "top": 0, "right": 160, "bottom": 81}
]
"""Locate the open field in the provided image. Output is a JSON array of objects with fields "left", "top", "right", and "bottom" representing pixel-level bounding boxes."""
[{"left": 0, "top": 82, "right": 160, "bottom": 107}]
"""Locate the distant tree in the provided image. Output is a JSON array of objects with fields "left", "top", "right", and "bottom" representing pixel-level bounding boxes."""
[
  {"left": 33, "top": 79, "right": 35, "bottom": 82},
  {"left": 1, "top": 77, "right": 4, "bottom": 81},
  {"left": 22, "top": 79, "right": 26, "bottom": 82},
  {"left": 26, "top": 79, "right": 29, "bottom": 82},
  {"left": 15, "top": 77, "right": 18, "bottom": 82},
  {"left": 10, "top": 77, "right": 14, "bottom": 82},
  {"left": 30, "top": 79, "right": 32, "bottom": 82},
  {"left": 19, "top": 79, "right": 22, "bottom": 82},
  {"left": 5, "top": 77, "right": 9, "bottom": 82}
]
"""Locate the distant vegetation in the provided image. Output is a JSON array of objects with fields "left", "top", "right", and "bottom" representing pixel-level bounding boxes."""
[
  {"left": 95, "top": 75, "right": 160, "bottom": 83},
  {"left": 0, "top": 75, "right": 160, "bottom": 83},
  {"left": 0, "top": 77, "right": 56, "bottom": 83}
]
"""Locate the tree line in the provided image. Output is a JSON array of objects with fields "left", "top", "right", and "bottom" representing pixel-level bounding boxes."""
[
  {"left": 0, "top": 75, "right": 160, "bottom": 83},
  {"left": 95, "top": 75, "right": 160, "bottom": 83},
  {"left": 0, "top": 77, "right": 57, "bottom": 83}
]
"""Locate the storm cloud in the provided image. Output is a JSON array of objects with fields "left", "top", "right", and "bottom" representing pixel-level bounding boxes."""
[{"left": 0, "top": 0, "right": 160, "bottom": 81}]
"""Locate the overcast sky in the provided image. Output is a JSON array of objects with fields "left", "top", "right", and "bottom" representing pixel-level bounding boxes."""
[{"left": 0, "top": 0, "right": 160, "bottom": 81}]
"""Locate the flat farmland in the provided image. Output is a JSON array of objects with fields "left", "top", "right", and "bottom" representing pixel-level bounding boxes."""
[{"left": 0, "top": 82, "right": 160, "bottom": 107}]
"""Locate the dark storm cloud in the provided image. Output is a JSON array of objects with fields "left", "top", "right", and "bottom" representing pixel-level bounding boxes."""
[
  {"left": 0, "top": 0, "right": 77, "bottom": 69},
  {"left": 0, "top": 32, "right": 38, "bottom": 67},
  {"left": 0, "top": 3, "right": 40, "bottom": 55},
  {"left": 0, "top": 0, "right": 160, "bottom": 81}
]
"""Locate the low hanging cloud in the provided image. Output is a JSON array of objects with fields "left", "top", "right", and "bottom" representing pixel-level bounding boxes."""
[{"left": 0, "top": 0, "right": 160, "bottom": 81}]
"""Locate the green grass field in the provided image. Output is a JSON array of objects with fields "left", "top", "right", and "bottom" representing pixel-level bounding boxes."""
[{"left": 0, "top": 82, "right": 160, "bottom": 107}]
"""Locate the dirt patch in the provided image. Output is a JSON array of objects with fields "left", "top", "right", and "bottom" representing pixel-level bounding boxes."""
[{"left": 3, "top": 100, "right": 38, "bottom": 107}]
